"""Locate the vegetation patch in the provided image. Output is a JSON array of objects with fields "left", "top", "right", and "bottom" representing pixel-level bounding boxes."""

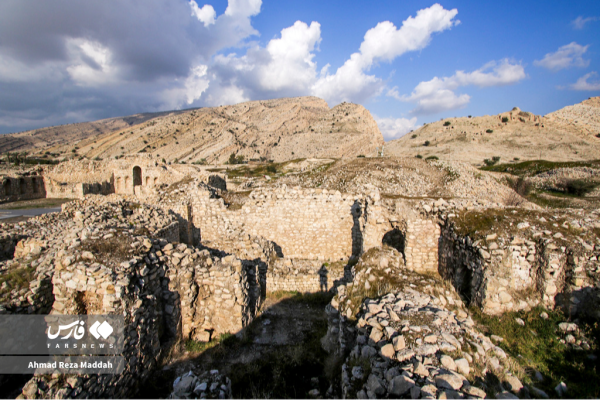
[
  {"left": 471, "top": 306, "right": 600, "bottom": 398},
  {"left": 0, "top": 266, "right": 35, "bottom": 300},
  {"left": 481, "top": 159, "right": 600, "bottom": 177}
]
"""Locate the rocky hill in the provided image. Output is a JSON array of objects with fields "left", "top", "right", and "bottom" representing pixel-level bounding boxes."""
[
  {"left": 0, "top": 110, "right": 188, "bottom": 154},
  {"left": 2, "top": 97, "right": 384, "bottom": 164},
  {"left": 386, "top": 97, "right": 600, "bottom": 165}
]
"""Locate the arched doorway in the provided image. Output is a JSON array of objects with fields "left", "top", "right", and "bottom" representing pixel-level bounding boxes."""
[
  {"left": 133, "top": 166, "right": 142, "bottom": 187},
  {"left": 32, "top": 178, "right": 38, "bottom": 193},
  {"left": 2, "top": 179, "right": 11, "bottom": 196},
  {"left": 19, "top": 178, "right": 26, "bottom": 195},
  {"left": 382, "top": 228, "right": 405, "bottom": 254}
]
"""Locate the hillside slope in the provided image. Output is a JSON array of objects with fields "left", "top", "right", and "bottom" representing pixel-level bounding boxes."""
[
  {"left": 0, "top": 110, "right": 191, "bottom": 154},
  {"left": 3, "top": 96, "right": 384, "bottom": 164},
  {"left": 386, "top": 97, "right": 600, "bottom": 165}
]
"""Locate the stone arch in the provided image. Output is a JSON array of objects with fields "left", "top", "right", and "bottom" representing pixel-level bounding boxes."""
[
  {"left": 116, "top": 177, "right": 122, "bottom": 191},
  {"left": 133, "top": 166, "right": 142, "bottom": 187},
  {"left": 2, "top": 179, "right": 11, "bottom": 196},
  {"left": 382, "top": 228, "right": 405, "bottom": 254},
  {"left": 19, "top": 178, "right": 26, "bottom": 195},
  {"left": 145, "top": 176, "right": 150, "bottom": 186}
]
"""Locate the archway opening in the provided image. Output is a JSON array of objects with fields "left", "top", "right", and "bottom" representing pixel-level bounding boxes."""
[
  {"left": 382, "top": 228, "right": 405, "bottom": 254},
  {"left": 19, "top": 178, "right": 26, "bottom": 195},
  {"left": 2, "top": 179, "right": 11, "bottom": 196},
  {"left": 32, "top": 178, "right": 38, "bottom": 193},
  {"left": 133, "top": 166, "right": 142, "bottom": 187}
]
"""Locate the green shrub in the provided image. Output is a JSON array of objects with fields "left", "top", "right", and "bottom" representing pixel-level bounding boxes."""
[
  {"left": 484, "top": 158, "right": 498, "bottom": 166},
  {"left": 357, "top": 154, "right": 365, "bottom": 158},
  {"left": 502, "top": 117, "right": 509, "bottom": 123},
  {"left": 425, "top": 155, "right": 439, "bottom": 160},
  {"left": 266, "top": 165, "right": 277, "bottom": 174},
  {"left": 411, "top": 134, "right": 417, "bottom": 139},
  {"left": 596, "top": 133, "right": 600, "bottom": 138},
  {"left": 558, "top": 179, "right": 598, "bottom": 196},
  {"left": 486, "top": 129, "right": 493, "bottom": 133},
  {"left": 423, "top": 140, "right": 430, "bottom": 146},
  {"left": 443, "top": 121, "right": 451, "bottom": 126},
  {"left": 415, "top": 155, "right": 423, "bottom": 159}
]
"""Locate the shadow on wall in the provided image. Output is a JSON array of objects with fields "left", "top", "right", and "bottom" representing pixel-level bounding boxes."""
[
  {"left": 351, "top": 200, "right": 363, "bottom": 257},
  {"left": 140, "top": 291, "right": 336, "bottom": 399}
]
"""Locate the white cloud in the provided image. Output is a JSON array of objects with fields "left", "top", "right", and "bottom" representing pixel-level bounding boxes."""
[
  {"left": 66, "top": 39, "right": 119, "bottom": 86},
  {"left": 572, "top": 16, "right": 598, "bottom": 30},
  {"left": 534, "top": 42, "right": 590, "bottom": 71},
  {"left": 312, "top": 3, "right": 459, "bottom": 105},
  {"left": 225, "top": 0, "right": 261, "bottom": 17},
  {"left": 399, "top": 59, "right": 526, "bottom": 115},
  {"left": 189, "top": 2, "right": 216, "bottom": 27},
  {"left": 570, "top": 72, "right": 600, "bottom": 91},
  {"left": 374, "top": 115, "right": 419, "bottom": 140}
]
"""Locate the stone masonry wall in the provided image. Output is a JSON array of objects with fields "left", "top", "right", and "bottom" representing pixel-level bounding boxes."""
[
  {"left": 267, "top": 258, "right": 348, "bottom": 293},
  {"left": 1, "top": 175, "right": 46, "bottom": 203},
  {"left": 192, "top": 186, "right": 365, "bottom": 261},
  {"left": 438, "top": 218, "right": 600, "bottom": 316}
]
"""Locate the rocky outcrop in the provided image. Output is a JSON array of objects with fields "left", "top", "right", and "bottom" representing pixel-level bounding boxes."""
[{"left": 16, "top": 96, "right": 384, "bottom": 164}]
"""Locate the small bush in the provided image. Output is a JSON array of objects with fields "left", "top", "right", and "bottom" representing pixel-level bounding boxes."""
[
  {"left": 558, "top": 179, "right": 598, "bottom": 196},
  {"left": 425, "top": 155, "right": 439, "bottom": 160},
  {"left": 423, "top": 140, "right": 430, "bottom": 146},
  {"left": 357, "top": 155, "right": 365, "bottom": 158},
  {"left": 486, "top": 129, "right": 493, "bottom": 133},
  {"left": 596, "top": 133, "right": 600, "bottom": 138},
  {"left": 484, "top": 158, "right": 498, "bottom": 166},
  {"left": 443, "top": 121, "right": 451, "bottom": 126},
  {"left": 411, "top": 134, "right": 417, "bottom": 139},
  {"left": 513, "top": 157, "right": 520, "bottom": 161},
  {"left": 266, "top": 165, "right": 277, "bottom": 174},
  {"left": 502, "top": 117, "right": 509, "bottom": 123}
]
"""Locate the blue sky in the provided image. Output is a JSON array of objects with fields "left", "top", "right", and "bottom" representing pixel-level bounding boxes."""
[{"left": 0, "top": 1, "right": 599, "bottom": 139}]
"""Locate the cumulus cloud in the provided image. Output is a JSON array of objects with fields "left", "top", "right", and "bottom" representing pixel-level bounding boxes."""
[
  {"left": 312, "top": 4, "right": 459, "bottom": 105},
  {"left": 398, "top": 59, "right": 526, "bottom": 115},
  {"left": 570, "top": 72, "right": 600, "bottom": 91},
  {"left": 189, "top": 2, "right": 216, "bottom": 27},
  {"left": 0, "top": 0, "right": 264, "bottom": 132},
  {"left": 373, "top": 115, "right": 419, "bottom": 140},
  {"left": 534, "top": 42, "right": 590, "bottom": 71},
  {"left": 0, "top": 1, "right": 459, "bottom": 134},
  {"left": 572, "top": 16, "right": 598, "bottom": 30}
]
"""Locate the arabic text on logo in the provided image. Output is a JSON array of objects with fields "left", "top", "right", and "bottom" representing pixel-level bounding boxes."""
[{"left": 48, "top": 320, "right": 85, "bottom": 340}]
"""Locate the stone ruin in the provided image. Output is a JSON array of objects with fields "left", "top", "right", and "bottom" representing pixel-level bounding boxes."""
[{"left": 0, "top": 162, "right": 598, "bottom": 398}]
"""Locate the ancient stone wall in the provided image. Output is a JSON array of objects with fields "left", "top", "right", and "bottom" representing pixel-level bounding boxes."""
[
  {"left": 267, "top": 259, "right": 348, "bottom": 293},
  {"left": 192, "top": 186, "right": 365, "bottom": 261},
  {"left": 438, "top": 219, "right": 600, "bottom": 316},
  {"left": 404, "top": 218, "right": 440, "bottom": 273},
  {"left": 1, "top": 175, "right": 46, "bottom": 202}
]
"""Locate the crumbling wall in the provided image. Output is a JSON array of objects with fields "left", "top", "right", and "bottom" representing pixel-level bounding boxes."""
[
  {"left": 267, "top": 259, "right": 348, "bottom": 293},
  {"left": 192, "top": 187, "right": 365, "bottom": 261},
  {"left": 1, "top": 175, "right": 46, "bottom": 202},
  {"left": 438, "top": 216, "right": 600, "bottom": 316},
  {"left": 163, "top": 245, "right": 262, "bottom": 341}
]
